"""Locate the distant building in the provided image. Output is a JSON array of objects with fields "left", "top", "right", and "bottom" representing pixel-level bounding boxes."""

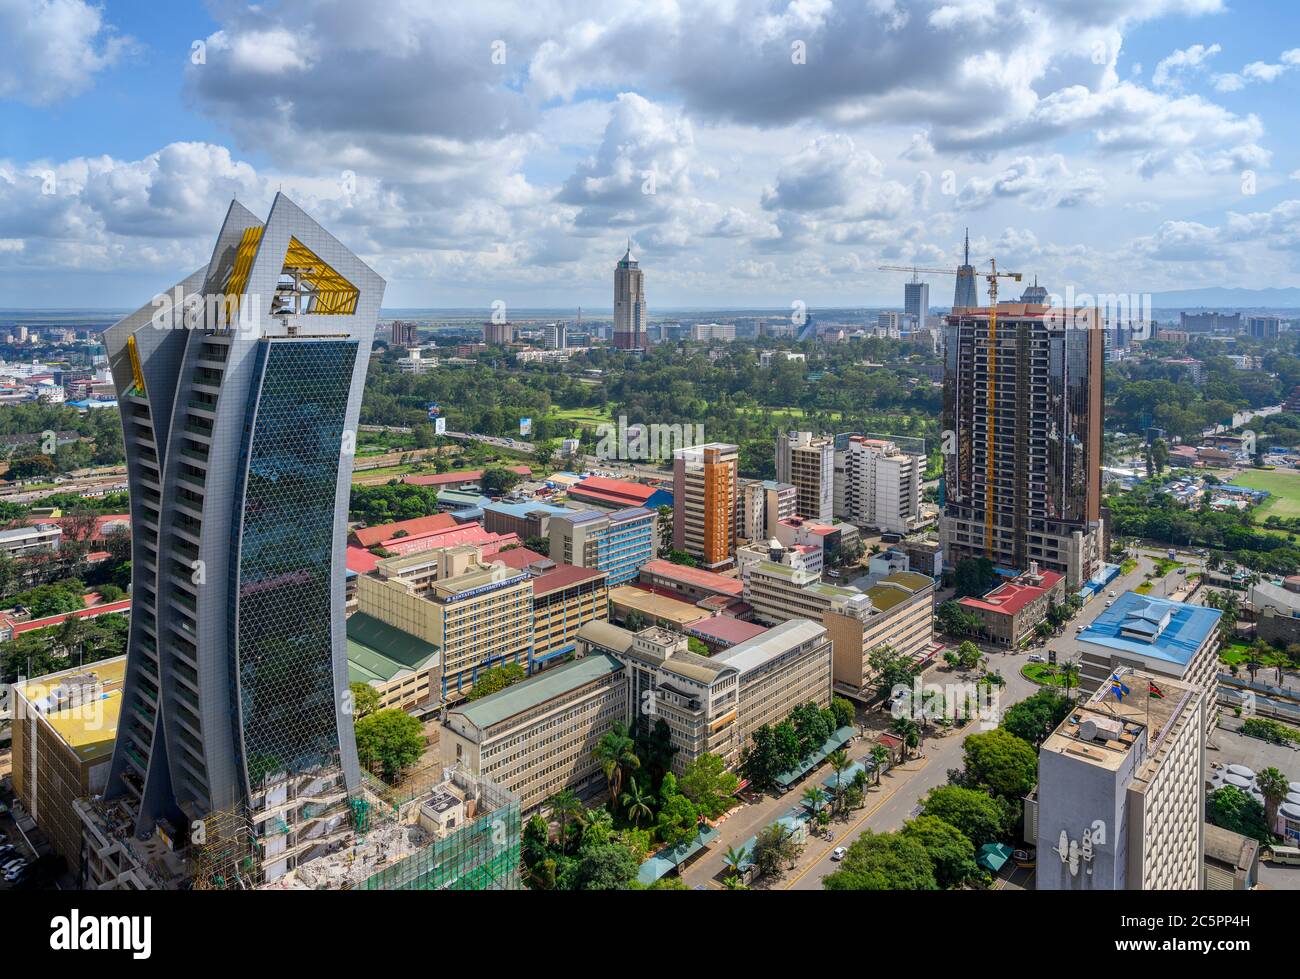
[
  {"left": 1180, "top": 311, "right": 1241, "bottom": 333},
  {"left": 548, "top": 506, "right": 657, "bottom": 586},
  {"left": 0, "top": 522, "right": 61, "bottom": 558},
  {"left": 1246, "top": 315, "right": 1280, "bottom": 339},
  {"left": 953, "top": 229, "right": 979, "bottom": 308},
  {"left": 738, "top": 478, "right": 797, "bottom": 542},
  {"left": 541, "top": 323, "right": 568, "bottom": 350},
  {"left": 396, "top": 346, "right": 439, "bottom": 374},
  {"left": 904, "top": 277, "right": 930, "bottom": 325},
  {"left": 613, "top": 245, "right": 647, "bottom": 350},
  {"left": 484, "top": 321, "right": 515, "bottom": 345},
  {"left": 390, "top": 321, "right": 419, "bottom": 346},
  {"left": 835, "top": 435, "right": 923, "bottom": 535},
  {"left": 689, "top": 322, "right": 736, "bottom": 341}
]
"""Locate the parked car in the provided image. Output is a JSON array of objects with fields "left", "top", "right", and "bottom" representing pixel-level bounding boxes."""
[
  {"left": 0, "top": 844, "right": 15, "bottom": 860},
  {"left": 831, "top": 847, "right": 847, "bottom": 861},
  {"left": 3, "top": 863, "right": 27, "bottom": 882},
  {"left": 1105, "top": 599, "right": 1115, "bottom": 607},
  {"left": 1028, "top": 653, "right": 1045, "bottom": 663}
]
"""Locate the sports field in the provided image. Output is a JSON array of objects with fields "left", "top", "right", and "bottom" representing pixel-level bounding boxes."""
[{"left": 1231, "top": 468, "right": 1300, "bottom": 519}]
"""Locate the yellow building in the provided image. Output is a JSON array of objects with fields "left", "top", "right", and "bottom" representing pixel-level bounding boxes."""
[
  {"left": 10, "top": 656, "right": 126, "bottom": 870},
  {"left": 824, "top": 571, "right": 935, "bottom": 699}
]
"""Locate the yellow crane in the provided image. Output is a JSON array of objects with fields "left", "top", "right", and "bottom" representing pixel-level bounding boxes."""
[{"left": 879, "top": 260, "right": 1023, "bottom": 555}]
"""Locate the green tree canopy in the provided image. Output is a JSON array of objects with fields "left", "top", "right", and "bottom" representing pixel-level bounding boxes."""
[{"left": 823, "top": 831, "right": 938, "bottom": 890}]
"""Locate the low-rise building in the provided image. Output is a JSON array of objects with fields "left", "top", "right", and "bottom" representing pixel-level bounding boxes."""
[
  {"left": 957, "top": 564, "right": 1066, "bottom": 647},
  {"left": 608, "top": 584, "right": 707, "bottom": 631},
  {"left": 346, "top": 612, "right": 440, "bottom": 712},
  {"left": 549, "top": 506, "right": 657, "bottom": 585},
  {"left": 0, "top": 522, "right": 62, "bottom": 557},
  {"left": 637, "top": 558, "right": 744, "bottom": 604},
  {"left": 482, "top": 499, "right": 575, "bottom": 541},
  {"left": 518, "top": 562, "right": 609, "bottom": 671},
  {"left": 823, "top": 572, "right": 936, "bottom": 699}
]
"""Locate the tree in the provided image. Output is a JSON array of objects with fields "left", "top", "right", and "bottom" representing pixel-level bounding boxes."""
[
  {"left": 593, "top": 720, "right": 640, "bottom": 806},
  {"left": 822, "top": 830, "right": 938, "bottom": 890},
  {"left": 548, "top": 789, "right": 587, "bottom": 852},
  {"left": 354, "top": 708, "right": 425, "bottom": 781},
  {"left": 1256, "top": 767, "right": 1289, "bottom": 837},
  {"left": 620, "top": 777, "right": 654, "bottom": 827},
  {"left": 654, "top": 790, "right": 700, "bottom": 849},
  {"left": 1000, "top": 689, "right": 1071, "bottom": 747},
  {"left": 952, "top": 557, "right": 998, "bottom": 598},
  {"left": 568, "top": 842, "right": 640, "bottom": 890},
  {"left": 739, "top": 724, "right": 785, "bottom": 791},
  {"left": 467, "top": 662, "right": 527, "bottom": 700},
  {"left": 936, "top": 600, "right": 981, "bottom": 637},
  {"left": 679, "top": 752, "right": 739, "bottom": 819},
  {"left": 869, "top": 644, "right": 920, "bottom": 699},
  {"left": 721, "top": 844, "right": 750, "bottom": 876},
  {"left": 956, "top": 641, "right": 982, "bottom": 671},
  {"left": 827, "top": 749, "right": 852, "bottom": 813},
  {"left": 7, "top": 454, "right": 58, "bottom": 481},
  {"left": 348, "top": 681, "right": 381, "bottom": 719},
  {"left": 891, "top": 716, "right": 920, "bottom": 758},
  {"left": 1207, "top": 785, "right": 1271, "bottom": 844},
  {"left": 830, "top": 695, "right": 856, "bottom": 731},
  {"left": 870, "top": 744, "right": 891, "bottom": 784},
  {"left": 801, "top": 786, "right": 828, "bottom": 818},
  {"left": 656, "top": 505, "right": 673, "bottom": 556},
  {"left": 480, "top": 467, "right": 524, "bottom": 496},
  {"left": 920, "top": 785, "right": 1008, "bottom": 848},
  {"left": 791, "top": 701, "right": 832, "bottom": 757},
  {"left": 901, "top": 815, "right": 981, "bottom": 889},
  {"left": 751, "top": 821, "right": 803, "bottom": 878},
  {"left": 961, "top": 728, "right": 1038, "bottom": 799}
]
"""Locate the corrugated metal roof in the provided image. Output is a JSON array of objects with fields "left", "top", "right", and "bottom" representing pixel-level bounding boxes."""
[{"left": 448, "top": 653, "right": 625, "bottom": 729}]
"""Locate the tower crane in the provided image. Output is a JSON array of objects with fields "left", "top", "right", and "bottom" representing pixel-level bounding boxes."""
[{"left": 879, "top": 259, "right": 1024, "bottom": 554}]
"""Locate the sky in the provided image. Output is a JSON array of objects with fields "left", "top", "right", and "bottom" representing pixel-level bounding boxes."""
[{"left": 2, "top": 0, "right": 1300, "bottom": 310}]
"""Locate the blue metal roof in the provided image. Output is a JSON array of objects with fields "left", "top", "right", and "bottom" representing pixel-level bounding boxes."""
[
  {"left": 483, "top": 499, "right": 574, "bottom": 519},
  {"left": 1077, "top": 591, "right": 1220, "bottom": 667}
]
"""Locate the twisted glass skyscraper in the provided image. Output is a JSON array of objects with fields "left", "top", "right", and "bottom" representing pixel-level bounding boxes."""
[{"left": 100, "top": 195, "right": 384, "bottom": 882}]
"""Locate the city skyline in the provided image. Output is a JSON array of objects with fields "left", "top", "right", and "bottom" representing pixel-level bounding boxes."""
[{"left": 3, "top": 1, "right": 1300, "bottom": 309}]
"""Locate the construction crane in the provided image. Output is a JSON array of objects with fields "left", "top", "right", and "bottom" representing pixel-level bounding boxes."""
[{"left": 879, "top": 258, "right": 1024, "bottom": 555}]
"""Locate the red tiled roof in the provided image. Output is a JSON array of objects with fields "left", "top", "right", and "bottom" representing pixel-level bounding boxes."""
[
  {"left": 23, "top": 513, "right": 130, "bottom": 541},
  {"left": 686, "top": 616, "right": 768, "bottom": 646},
  {"left": 959, "top": 569, "right": 1063, "bottom": 617},
  {"left": 639, "top": 559, "right": 744, "bottom": 596},
  {"left": 401, "top": 465, "right": 531, "bottom": 488},
  {"left": 531, "top": 563, "right": 607, "bottom": 596},
  {"left": 491, "top": 547, "right": 548, "bottom": 570},
  {"left": 351, "top": 513, "right": 458, "bottom": 548},
  {"left": 346, "top": 545, "right": 381, "bottom": 574},
  {"left": 570, "top": 476, "right": 656, "bottom": 505},
  {"left": 382, "top": 524, "right": 519, "bottom": 557},
  {"left": 8, "top": 598, "right": 131, "bottom": 636}
]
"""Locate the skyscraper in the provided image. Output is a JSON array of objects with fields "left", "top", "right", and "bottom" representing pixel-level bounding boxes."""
[
  {"left": 613, "top": 243, "right": 646, "bottom": 350},
  {"left": 940, "top": 301, "right": 1104, "bottom": 588},
  {"left": 98, "top": 194, "right": 383, "bottom": 883},
  {"left": 953, "top": 228, "right": 978, "bottom": 309},
  {"left": 1019, "top": 276, "right": 1048, "bottom": 304},
  {"left": 673, "top": 443, "right": 739, "bottom": 570},
  {"left": 904, "top": 274, "right": 929, "bottom": 326}
]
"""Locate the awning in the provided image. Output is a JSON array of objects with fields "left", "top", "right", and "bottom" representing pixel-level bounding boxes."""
[
  {"left": 977, "top": 842, "right": 1013, "bottom": 872},
  {"left": 635, "top": 825, "right": 721, "bottom": 885}
]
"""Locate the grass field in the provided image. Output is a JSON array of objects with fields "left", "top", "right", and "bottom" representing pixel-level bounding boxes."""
[
  {"left": 549, "top": 406, "right": 614, "bottom": 427},
  {"left": 1231, "top": 468, "right": 1300, "bottom": 520}
]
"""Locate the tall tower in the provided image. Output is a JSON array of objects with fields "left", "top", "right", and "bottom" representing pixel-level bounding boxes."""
[
  {"left": 940, "top": 302, "right": 1103, "bottom": 588},
  {"left": 100, "top": 194, "right": 383, "bottom": 883},
  {"left": 904, "top": 272, "right": 929, "bottom": 327},
  {"left": 673, "top": 443, "right": 739, "bottom": 570},
  {"left": 953, "top": 229, "right": 978, "bottom": 309},
  {"left": 1020, "top": 276, "right": 1048, "bottom": 304},
  {"left": 613, "top": 242, "right": 646, "bottom": 350}
]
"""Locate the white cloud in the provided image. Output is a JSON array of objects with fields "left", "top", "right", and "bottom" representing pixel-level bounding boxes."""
[
  {"left": 955, "top": 155, "right": 1105, "bottom": 210},
  {"left": 0, "top": 0, "right": 133, "bottom": 105},
  {"left": 1152, "top": 43, "right": 1220, "bottom": 89}
]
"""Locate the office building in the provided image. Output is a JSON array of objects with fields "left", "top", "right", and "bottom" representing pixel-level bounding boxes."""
[
  {"left": 613, "top": 244, "right": 646, "bottom": 350},
  {"left": 346, "top": 612, "right": 439, "bottom": 712},
  {"left": 389, "top": 320, "right": 419, "bottom": 346},
  {"left": 484, "top": 321, "right": 515, "bottom": 345},
  {"left": 1072, "top": 592, "right": 1221, "bottom": 733},
  {"left": 940, "top": 301, "right": 1104, "bottom": 588},
  {"left": 822, "top": 572, "right": 935, "bottom": 699},
  {"left": 1032, "top": 672, "right": 1205, "bottom": 890},
  {"left": 1247, "top": 315, "right": 1281, "bottom": 339},
  {"left": 956, "top": 563, "right": 1065, "bottom": 647},
  {"left": 548, "top": 506, "right": 657, "bottom": 585},
  {"left": 541, "top": 322, "right": 568, "bottom": 350},
  {"left": 775, "top": 431, "right": 834, "bottom": 522},
  {"left": 835, "top": 435, "right": 923, "bottom": 535},
  {"left": 0, "top": 522, "right": 62, "bottom": 558},
  {"left": 482, "top": 499, "right": 574, "bottom": 541},
  {"left": 10, "top": 657, "right": 126, "bottom": 870},
  {"left": 91, "top": 195, "right": 381, "bottom": 885},
  {"left": 742, "top": 554, "right": 858, "bottom": 626},
  {"left": 673, "top": 443, "right": 739, "bottom": 570},
  {"left": 904, "top": 276, "right": 929, "bottom": 326},
  {"left": 1180, "top": 311, "right": 1241, "bottom": 333},
  {"left": 738, "top": 478, "right": 797, "bottom": 543},
  {"left": 443, "top": 653, "right": 629, "bottom": 812},
  {"left": 637, "top": 558, "right": 744, "bottom": 604},
  {"left": 519, "top": 561, "right": 609, "bottom": 670},
  {"left": 953, "top": 229, "right": 978, "bottom": 309},
  {"left": 1019, "top": 277, "right": 1048, "bottom": 304},
  {"left": 689, "top": 322, "right": 736, "bottom": 341}
]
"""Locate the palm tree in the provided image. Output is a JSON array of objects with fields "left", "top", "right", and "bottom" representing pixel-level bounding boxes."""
[
  {"left": 721, "top": 844, "right": 750, "bottom": 877},
  {"left": 721, "top": 873, "right": 747, "bottom": 890},
  {"left": 1059, "top": 660, "right": 1080, "bottom": 700},
  {"left": 1257, "top": 767, "right": 1289, "bottom": 836},
  {"left": 891, "top": 716, "right": 920, "bottom": 759},
  {"left": 801, "top": 785, "right": 828, "bottom": 818},
  {"left": 548, "top": 789, "right": 585, "bottom": 851},
  {"left": 827, "top": 749, "right": 851, "bottom": 812},
  {"left": 620, "top": 777, "right": 653, "bottom": 827},
  {"left": 870, "top": 744, "right": 890, "bottom": 784},
  {"left": 593, "top": 720, "right": 640, "bottom": 805}
]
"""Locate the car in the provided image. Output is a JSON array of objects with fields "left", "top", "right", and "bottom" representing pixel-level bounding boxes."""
[
  {"left": 1105, "top": 599, "right": 1115, "bottom": 607},
  {"left": 3, "top": 864, "right": 27, "bottom": 882},
  {"left": 1075, "top": 624, "right": 1085, "bottom": 632},
  {"left": 831, "top": 847, "right": 847, "bottom": 861},
  {"left": 1028, "top": 653, "right": 1045, "bottom": 663},
  {"left": 0, "top": 845, "right": 15, "bottom": 860},
  {"left": 1107, "top": 590, "right": 1116, "bottom": 598}
]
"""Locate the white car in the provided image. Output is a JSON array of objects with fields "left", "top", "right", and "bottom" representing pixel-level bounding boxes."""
[
  {"left": 1107, "top": 590, "right": 1116, "bottom": 598},
  {"left": 1105, "top": 599, "right": 1115, "bottom": 607},
  {"left": 831, "top": 847, "right": 847, "bottom": 861},
  {"left": 1028, "top": 653, "right": 1046, "bottom": 663}
]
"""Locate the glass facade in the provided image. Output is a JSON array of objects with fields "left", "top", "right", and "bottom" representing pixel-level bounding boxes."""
[{"left": 229, "top": 339, "right": 358, "bottom": 791}]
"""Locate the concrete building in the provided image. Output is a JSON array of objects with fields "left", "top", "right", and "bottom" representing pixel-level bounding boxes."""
[
  {"left": 396, "top": 346, "right": 439, "bottom": 374},
  {"left": 483, "top": 321, "right": 515, "bottom": 345},
  {"left": 548, "top": 506, "right": 657, "bottom": 585},
  {"left": 776, "top": 431, "right": 835, "bottom": 522},
  {"left": 541, "top": 322, "right": 568, "bottom": 350},
  {"left": 0, "top": 522, "right": 62, "bottom": 558},
  {"left": 957, "top": 564, "right": 1066, "bottom": 647},
  {"left": 482, "top": 499, "right": 574, "bottom": 541},
  {"left": 613, "top": 245, "right": 646, "bottom": 350},
  {"left": 10, "top": 657, "right": 125, "bottom": 871},
  {"left": 953, "top": 229, "right": 979, "bottom": 308},
  {"left": 1246, "top": 315, "right": 1281, "bottom": 340},
  {"left": 1203, "top": 823, "right": 1259, "bottom": 890},
  {"left": 1072, "top": 592, "right": 1221, "bottom": 734},
  {"left": 345, "top": 612, "right": 439, "bottom": 712},
  {"left": 673, "top": 443, "right": 739, "bottom": 570},
  {"left": 357, "top": 546, "right": 534, "bottom": 701},
  {"left": 89, "top": 195, "right": 382, "bottom": 885},
  {"left": 689, "top": 322, "right": 736, "bottom": 341},
  {"left": 822, "top": 572, "right": 936, "bottom": 699},
  {"left": 637, "top": 558, "right": 744, "bottom": 604},
  {"left": 835, "top": 435, "right": 923, "bottom": 535},
  {"left": 390, "top": 320, "right": 419, "bottom": 346},
  {"left": 519, "top": 562, "right": 609, "bottom": 671},
  {"left": 904, "top": 276, "right": 930, "bottom": 326},
  {"left": 607, "top": 584, "right": 708, "bottom": 631},
  {"left": 442, "top": 653, "right": 629, "bottom": 812},
  {"left": 742, "top": 556, "right": 860, "bottom": 626},
  {"left": 1180, "top": 311, "right": 1241, "bottom": 333},
  {"left": 738, "top": 478, "right": 797, "bottom": 543},
  {"left": 941, "top": 302, "right": 1104, "bottom": 588},
  {"left": 901, "top": 536, "right": 943, "bottom": 578},
  {"left": 1033, "top": 672, "right": 1205, "bottom": 890}
]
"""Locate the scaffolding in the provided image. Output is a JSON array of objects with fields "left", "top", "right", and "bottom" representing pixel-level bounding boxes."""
[{"left": 190, "top": 804, "right": 258, "bottom": 890}]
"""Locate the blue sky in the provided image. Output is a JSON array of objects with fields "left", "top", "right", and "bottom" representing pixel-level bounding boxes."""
[{"left": 2, "top": 0, "right": 1300, "bottom": 309}]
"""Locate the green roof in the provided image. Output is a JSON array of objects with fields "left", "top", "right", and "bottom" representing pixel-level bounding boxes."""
[
  {"left": 346, "top": 612, "right": 439, "bottom": 684},
  {"left": 977, "top": 842, "right": 1013, "bottom": 872},
  {"left": 449, "top": 653, "right": 625, "bottom": 730},
  {"left": 880, "top": 571, "right": 934, "bottom": 592}
]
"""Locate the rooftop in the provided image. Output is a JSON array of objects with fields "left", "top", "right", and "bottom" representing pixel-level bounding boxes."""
[
  {"left": 685, "top": 615, "right": 768, "bottom": 646},
  {"left": 402, "top": 465, "right": 531, "bottom": 487},
  {"left": 959, "top": 568, "right": 1063, "bottom": 617},
  {"left": 351, "top": 512, "right": 458, "bottom": 549},
  {"left": 609, "top": 585, "right": 708, "bottom": 627},
  {"left": 448, "top": 653, "right": 625, "bottom": 730},
  {"left": 346, "top": 612, "right": 439, "bottom": 685},
  {"left": 639, "top": 558, "right": 744, "bottom": 596},
  {"left": 14, "top": 655, "right": 126, "bottom": 761},
  {"left": 714, "top": 619, "right": 826, "bottom": 677},
  {"left": 484, "top": 499, "right": 575, "bottom": 519},
  {"left": 530, "top": 562, "right": 607, "bottom": 597},
  {"left": 1077, "top": 591, "right": 1221, "bottom": 667}
]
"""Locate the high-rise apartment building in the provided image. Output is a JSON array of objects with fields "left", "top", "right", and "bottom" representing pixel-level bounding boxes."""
[
  {"left": 483, "top": 320, "right": 515, "bottom": 345},
  {"left": 940, "top": 302, "right": 1104, "bottom": 588},
  {"left": 93, "top": 195, "right": 382, "bottom": 885},
  {"left": 1032, "top": 672, "right": 1205, "bottom": 890},
  {"left": 953, "top": 228, "right": 978, "bottom": 309},
  {"left": 738, "top": 478, "right": 797, "bottom": 542},
  {"left": 541, "top": 322, "right": 568, "bottom": 349},
  {"left": 390, "top": 320, "right": 419, "bottom": 346},
  {"left": 835, "top": 435, "right": 922, "bottom": 535},
  {"left": 775, "top": 431, "right": 834, "bottom": 522},
  {"left": 673, "top": 443, "right": 739, "bottom": 570},
  {"left": 613, "top": 245, "right": 646, "bottom": 350}
]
